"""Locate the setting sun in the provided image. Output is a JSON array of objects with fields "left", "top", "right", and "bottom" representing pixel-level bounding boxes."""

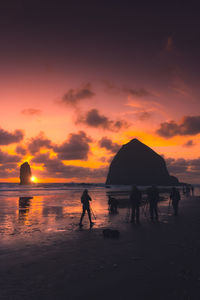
[{"left": 31, "top": 176, "right": 37, "bottom": 183}]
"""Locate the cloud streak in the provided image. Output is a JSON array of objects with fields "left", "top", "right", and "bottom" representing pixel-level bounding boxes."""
[
  {"left": 28, "top": 132, "right": 53, "bottom": 154},
  {"left": 156, "top": 116, "right": 200, "bottom": 138},
  {"left": 61, "top": 83, "right": 95, "bottom": 107},
  {"left": 0, "top": 163, "right": 19, "bottom": 178},
  {"left": 21, "top": 108, "right": 41, "bottom": 116},
  {"left": 165, "top": 157, "right": 200, "bottom": 183},
  {"left": 99, "top": 137, "right": 120, "bottom": 153},
  {"left": 103, "top": 81, "right": 151, "bottom": 98},
  {"left": 33, "top": 154, "right": 107, "bottom": 179},
  {"left": 123, "top": 87, "right": 151, "bottom": 97},
  {"left": 183, "top": 140, "right": 195, "bottom": 147},
  {"left": 0, "top": 149, "right": 20, "bottom": 163},
  {"left": 15, "top": 145, "right": 27, "bottom": 156},
  {"left": 54, "top": 131, "right": 92, "bottom": 160},
  {"left": 0, "top": 128, "right": 24, "bottom": 145},
  {"left": 77, "top": 109, "right": 128, "bottom": 131}
]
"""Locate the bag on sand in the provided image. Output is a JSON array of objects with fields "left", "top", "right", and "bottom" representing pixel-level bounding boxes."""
[{"left": 103, "top": 229, "right": 120, "bottom": 239}]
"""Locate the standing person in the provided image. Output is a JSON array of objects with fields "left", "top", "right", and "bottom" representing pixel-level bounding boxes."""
[
  {"left": 108, "top": 195, "right": 118, "bottom": 214},
  {"left": 79, "top": 189, "right": 94, "bottom": 227},
  {"left": 130, "top": 185, "right": 142, "bottom": 224},
  {"left": 147, "top": 185, "right": 159, "bottom": 221},
  {"left": 182, "top": 185, "right": 186, "bottom": 195},
  {"left": 191, "top": 185, "right": 194, "bottom": 196},
  {"left": 186, "top": 185, "right": 190, "bottom": 197},
  {"left": 170, "top": 187, "right": 181, "bottom": 216}
]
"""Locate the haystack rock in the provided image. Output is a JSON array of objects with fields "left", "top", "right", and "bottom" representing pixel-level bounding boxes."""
[
  {"left": 19, "top": 162, "right": 32, "bottom": 185},
  {"left": 106, "top": 139, "right": 179, "bottom": 186}
]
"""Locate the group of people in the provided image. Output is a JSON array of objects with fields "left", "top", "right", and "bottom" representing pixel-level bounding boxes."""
[
  {"left": 130, "top": 185, "right": 181, "bottom": 224},
  {"left": 79, "top": 186, "right": 182, "bottom": 227},
  {"left": 183, "top": 184, "right": 194, "bottom": 197}
]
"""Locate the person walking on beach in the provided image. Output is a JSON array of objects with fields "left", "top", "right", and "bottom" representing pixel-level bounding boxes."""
[
  {"left": 130, "top": 185, "right": 142, "bottom": 223},
  {"left": 79, "top": 189, "right": 94, "bottom": 227},
  {"left": 170, "top": 187, "right": 181, "bottom": 216},
  {"left": 147, "top": 185, "right": 159, "bottom": 221}
]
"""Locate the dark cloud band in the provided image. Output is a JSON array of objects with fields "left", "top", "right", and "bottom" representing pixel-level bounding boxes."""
[
  {"left": 99, "top": 137, "right": 120, "bottom": 153},
  {"left": 54, "top": 131, "right": 92, "bottom": 160},
  {"left": 77, "top": 109, "right": 128, "bottom": 131},
  {"left": 157, "top": 116, "right": 200, "bottom": 138},
  {"left": 61, "top": 83, "right": 95, "bottom": 106},
  {"left": 0, "top": 128, "right": 24, "bottom": 145}
]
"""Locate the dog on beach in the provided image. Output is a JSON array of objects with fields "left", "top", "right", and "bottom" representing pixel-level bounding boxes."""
[{"left": 103, "top": 229, "right": 120, "bottom": 239}]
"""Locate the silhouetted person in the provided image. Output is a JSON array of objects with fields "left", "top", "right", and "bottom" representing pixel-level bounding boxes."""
[
  {"left": 186, "top": 185, "right": 190, "bottom": 197},
  {"left": 130, "top": 185, "right": 141, "bottom": 223},
  {"left": 79, "top": 189, "right": 94, "bottom": 227},
  {"left": 147, "top": 185, "right": 159, "bottom": 221},
  {"left": 108, "top": 196, "right": 118, "bottom": 214},
  {"left": 191, "top": 185, "right": 194, "bottom": 196},
  {"left": 170, "top": 187, "right": 181, "bottom": 216},
  {"left": 190, "top": 184, "right": 194, "bottom": 196},
  {"left": 182, "top": 185, "right": 186, "bottom": 195}
]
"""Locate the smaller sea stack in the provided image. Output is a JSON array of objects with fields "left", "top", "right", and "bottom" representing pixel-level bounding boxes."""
[{"left": 20, "top": 162, "right": 32, "bottom": 185}]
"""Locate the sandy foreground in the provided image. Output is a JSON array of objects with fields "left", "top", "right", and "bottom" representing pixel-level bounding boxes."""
[{"left": 0, "top": 196, "right": 200, "bottom": 300}]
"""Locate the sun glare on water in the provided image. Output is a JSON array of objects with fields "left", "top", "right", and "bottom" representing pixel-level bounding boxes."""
[{"left": 31, "top": 176, "right": 37, "bottom": 183}]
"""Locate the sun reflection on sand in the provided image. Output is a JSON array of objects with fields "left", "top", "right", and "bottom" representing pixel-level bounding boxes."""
[{"left": 0, "top": 191, "right": 112, "bottom": 245}]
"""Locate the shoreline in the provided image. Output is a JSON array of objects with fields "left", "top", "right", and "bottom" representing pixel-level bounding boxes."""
[{"left": 0, "top": 195, "right": 200, "bottom": 299}]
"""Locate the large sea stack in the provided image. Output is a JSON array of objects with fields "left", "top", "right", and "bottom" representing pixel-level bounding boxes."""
[
  {"left": 106, "top": 139, "right": 179, "bottom": 186},
  {"left": 19, "top": 162, "right": 32, "bottom": 185}
]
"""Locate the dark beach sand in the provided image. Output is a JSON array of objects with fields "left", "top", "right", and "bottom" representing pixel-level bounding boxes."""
[{"left": 0, "top": 195, "right": 200, "bottom": 300}]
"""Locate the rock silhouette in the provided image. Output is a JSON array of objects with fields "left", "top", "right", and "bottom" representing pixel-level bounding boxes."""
[
  {"left": 106, "top": 139, "right": 179, "bottom": 186},
  {"left": 19, "top": 162, "right": 32, "bottom": 185}
]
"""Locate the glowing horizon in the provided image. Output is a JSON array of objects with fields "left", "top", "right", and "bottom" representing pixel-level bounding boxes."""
[{"left": 0, "top": 3, "right": 199, "bottom": 184}]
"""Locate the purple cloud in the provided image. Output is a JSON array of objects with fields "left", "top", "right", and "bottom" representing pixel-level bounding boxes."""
[
  {"left": 157, "top": 116, "right": 200, "bottom": 138},
  {"left": 28, "top": 132, "right": 53, "bottom": 154},
  {"left": 99, "top": 137, "right": 120, "bottom": 153},
  {"left": 0, "top": 128, "right": 24, "bottom": 145},
  {"left": 21, "top": 108, "right": 41, "bottom": 116},
  {"left": 54, "top": 131, "right": 92, "bottom": 160},
  {"left": 77, "top": 109, "right": 128, "bottom": 131},
  {"left": 61, "top": 83, "right": 95, "bottom": 106}
]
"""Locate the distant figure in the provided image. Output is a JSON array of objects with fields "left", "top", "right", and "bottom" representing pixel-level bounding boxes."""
[
  {"left": 170, "top": 187, "right": 181, "bottom": 216},
  {"left": 79, "top": 189, "right": 94, "bottom": 227},
  {"left": 147, "top": 185, "right": 159, "bottom": 221},
  {"left": 182, "top": 185, "right": 186, "bottom": 195},
  {"left": 130, "top": 185, "right": 142, "bottom": 223},
  {"left": 191, "top": 185, "right": 194, "bottom": 196},
  {"left": 108, "top": 195, "right": 118, "bottom": 214},
  {"left": 186, "top": 185, "right": 190, "bottom": 197}
]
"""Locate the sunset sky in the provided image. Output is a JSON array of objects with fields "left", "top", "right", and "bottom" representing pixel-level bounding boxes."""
[{"left": 0, "top": 1, "right": 200, "bottom": 183}]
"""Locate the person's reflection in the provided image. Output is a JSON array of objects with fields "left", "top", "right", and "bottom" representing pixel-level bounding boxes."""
[
  {"left": 18, "top": 197, "right": 33, "bottom": 222},
  {"left": 42, "top": 206, "right": 63, "bottom": 219}
]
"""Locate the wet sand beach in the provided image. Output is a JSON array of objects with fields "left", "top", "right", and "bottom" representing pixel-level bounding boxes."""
[{"left": 0, "top": 193, "right": 200, "bottom": 299}]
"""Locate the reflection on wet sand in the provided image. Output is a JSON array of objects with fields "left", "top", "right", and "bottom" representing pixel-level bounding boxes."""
[
  {"left": 0, "top": 187, "right": 193, "bottom": 246},
  {"left": 0, "top": 191, "right": 114, "bottom": 244},
  {"left": 43, "top": 206, "right": 63, "bottom": 218},
  {"left": 18, "top": 197, "right": 33, "bottom": 223}
]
